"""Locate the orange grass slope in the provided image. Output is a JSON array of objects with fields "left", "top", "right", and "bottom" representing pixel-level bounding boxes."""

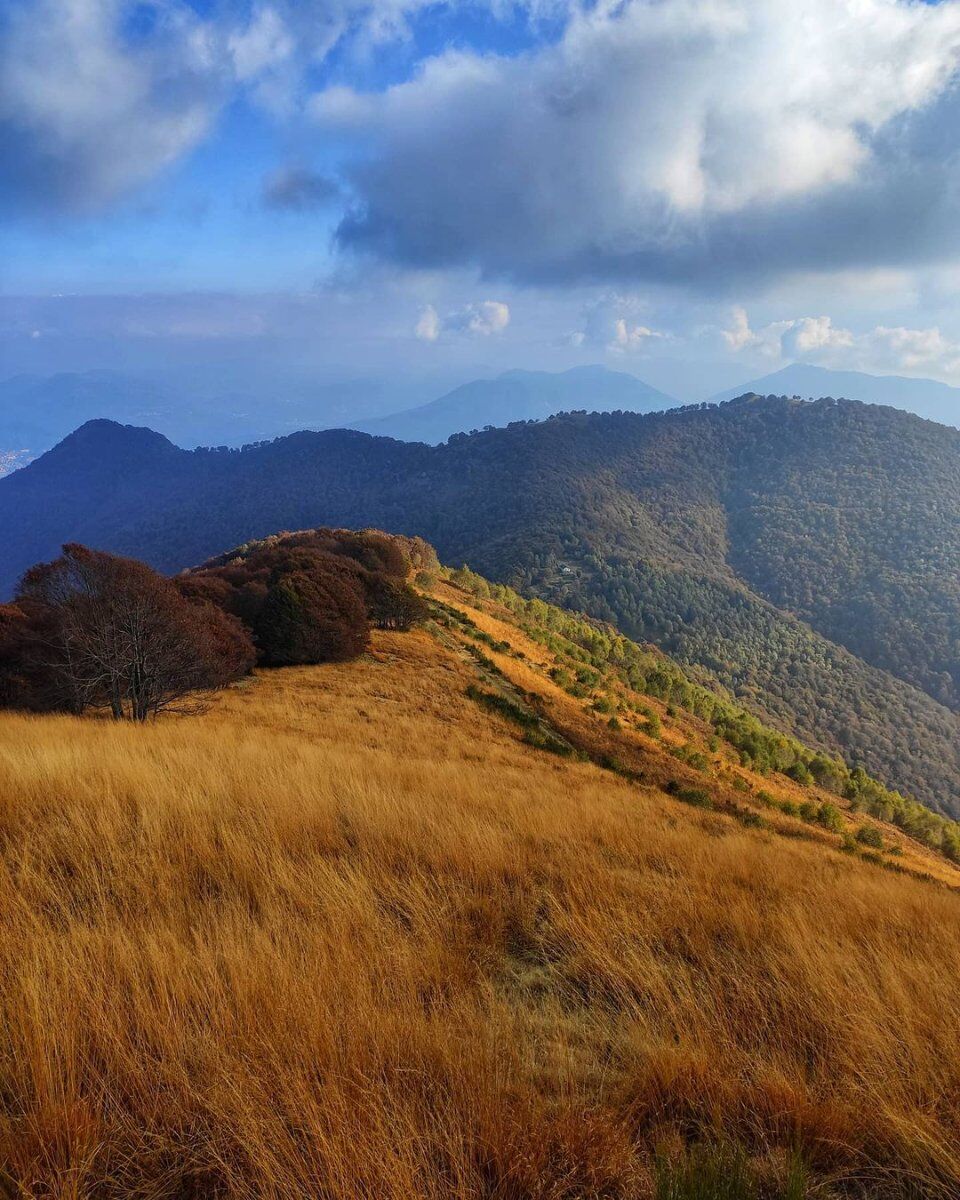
[
  {"left": 2, "top": 624, "right": 960, "bottom": 1196},
  {"left": 429, "top": 573, "right": 960, "bottom": 887}
]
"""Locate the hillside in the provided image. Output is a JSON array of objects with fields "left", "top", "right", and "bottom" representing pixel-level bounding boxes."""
[
  {"left": 353, "top": 365, "right": 675, "bottom": 443},
  {"left": 709, "top": 364, "right": 960, "bottom": 428},
  {"left": 3, "top": 396, "right": 960, "bottom": 814},
  {"left": 4, "top": 559, "right": 960, "bottom": 1197}
]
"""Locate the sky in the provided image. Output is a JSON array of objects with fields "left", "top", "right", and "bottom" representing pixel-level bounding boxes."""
[{"left": 3, "top": 0, "right": 960, "bottom": 403}]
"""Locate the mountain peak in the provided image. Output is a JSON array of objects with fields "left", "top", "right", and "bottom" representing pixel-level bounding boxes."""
[{"left": 58, "top": 418, "right": 178, "bottom": 451}]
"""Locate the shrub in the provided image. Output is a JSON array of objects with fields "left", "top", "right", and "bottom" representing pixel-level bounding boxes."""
[
  {"left": 817, "top": 803, "right": 845, "bottom": 834},
  {"left": 465, "top": 685, "right": 537, "bottom": 729},
  {"left": 856, "top": 824, "right": 884, "bottom": 850},
  {"left": 786, "top": 761, "right": 814, "bottom": 786},
  {"left": 179, "top": 528, "right": 425, "bottom": 668},
  {"left": 666, "top": 782, "right": 714, "bottom": 809}
]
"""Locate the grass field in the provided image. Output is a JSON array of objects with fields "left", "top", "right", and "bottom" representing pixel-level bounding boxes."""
[{"left": 3, "top": 616, "right": 960, "bottom": 1197}]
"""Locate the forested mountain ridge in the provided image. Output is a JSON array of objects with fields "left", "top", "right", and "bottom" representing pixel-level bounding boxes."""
[
  {"left": 3, "top": 394, "right": 960, "bottom": 814},
  {"left": 709, "top": 363, "right": 960, "bottom": 427}
]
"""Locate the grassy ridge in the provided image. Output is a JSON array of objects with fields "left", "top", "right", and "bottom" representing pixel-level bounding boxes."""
[
  {"left": 444, "top": 565, "right": 960, "bottom": 867},
  {"left": 4, "top": 614, "right": 960, "bottom": 1195}
]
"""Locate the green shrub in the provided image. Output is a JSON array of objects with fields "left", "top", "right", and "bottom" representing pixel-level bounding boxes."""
[
  {"left": 786, "top": 761, "right": 814, "bottom": 786},
  {"left": 666, "top": 782, "right": 714, "bottom": 809},
  {"left": 817, "top": 803, "right": 844, "bottom": 833},
  {"left": 465, "top": 685, "right": 537, "bottom": 729},
  {"left": 855, "top": 824, "right": 884, "bottom": 849}
]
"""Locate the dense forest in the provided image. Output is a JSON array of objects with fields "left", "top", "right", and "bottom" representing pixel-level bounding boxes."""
[{"left": 3, "top": 395, "right": 960, "bottom": 812}]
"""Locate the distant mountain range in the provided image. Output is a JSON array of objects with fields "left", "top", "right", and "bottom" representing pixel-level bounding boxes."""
[
  {"left": 0, "top": 365, "right": 674, "bottom": 462},
  {"left": 4, "top": 394, "right": 960, "bottom": 817},
  {"left": 5, "top": 362, "right": 960, "bottom": 465},
  {"left": 708, "top": 363, "right": 960, "bottom": 426},
  {"left": 353, "top": 366, "right": 676, "bottom": 443},
  {"left": 0, "top": 369, "right": 426, "bottom": 460}
]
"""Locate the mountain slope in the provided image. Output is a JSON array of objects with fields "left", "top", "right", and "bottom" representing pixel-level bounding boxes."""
[
  {"left": 352, "top": 365, "right": 675, "bottom": 443},
  {"left": 710, "top": 363, "right": 960, "bottom": 427},
  {"left": 4, "top": 564, "right": 960, "bottom": 1197},
  {"left": 4, "top": 396, "right": 960, "bottom": 814}
]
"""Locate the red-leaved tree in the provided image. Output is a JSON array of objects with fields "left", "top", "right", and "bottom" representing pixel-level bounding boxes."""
[{"left": 5, "top": 544, "right": 255, "bottom": 720}]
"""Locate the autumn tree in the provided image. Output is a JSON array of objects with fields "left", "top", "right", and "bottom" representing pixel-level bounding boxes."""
[
  {"left": 9, "top": 544, "right": 254, "bottom": 720},
  {"left": 366, "top": 577, "right": 428, "bottom": 631},
  {"left": 254, "top": 570, "right": 368, "bottom": 665}
]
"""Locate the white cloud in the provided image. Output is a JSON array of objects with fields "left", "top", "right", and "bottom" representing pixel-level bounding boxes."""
[
  {"left": 865, "top": 325, "right": 960, "bottom": 375},
  {"left": 320, "top": 0, "right": 960, "bottom": 285},
  {"left": 725, "top": 308, "right": 960, "bottom": 378},
  {"left": 566, "top": 293, "right": 666, "bottom": 353},
  {"left": 722, "top": 306, "right": 759, "bottom": 351},
  {"left": 228, "top": 7, "right": 294, "bottom": 81},
  {"left": 0, "top": 0, "right": 224, "bottom": 213},
  {"left": 609, "top": 319, "right": 664, "bottom": 353},
  {"left": 452, "top": 300, "right": 511, "bottom": 337},
  {"left": 0, "top": 0, "right": 544, "bottom": 213},
  {"left": 413, "top": 299, "right": 510, "bottom": 341},
  {"left": 781, "top": 316, "right": 855, "bottom": 358}
]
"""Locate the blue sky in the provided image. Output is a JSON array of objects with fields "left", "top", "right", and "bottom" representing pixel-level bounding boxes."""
[{"left": 4, "top": 0, "right": 960, "bottom": 401}]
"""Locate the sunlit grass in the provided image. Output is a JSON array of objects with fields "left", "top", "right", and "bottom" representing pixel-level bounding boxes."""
[{"left": 2, "top": 630, "right": 960, "bottom": 1196}]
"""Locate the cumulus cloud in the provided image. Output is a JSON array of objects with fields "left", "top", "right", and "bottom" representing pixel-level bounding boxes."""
[
  {"left": 865, "top": 325, "right": 960, "bottom": 374},
  {"left": 609, "top": 320, "right": 664, "bottom": 353},
  {"left": 565, "top": 294, "right": 666, "bottom": 353},
  {"left": 447, "top": 300, "right": 510, "bottom": 336},
  {"left": 0, "top": 0, "right": 225, "bottom": 214},
  {"left": 318, "top": 0, "right": 960, "bottom": 286},
  {"left": 722, "top": 307, "right": 760, "bottom": 352},
  {"left": 0, "top": 0, "right": 566, "bottom": 215},
  {"left": 725, "top": 308, "right": 960, "bottom": 377},
  {"left": 781, "top": 316, "right": 855, "bottom": 359},
  {"left": 414, "top": 299, "right": 510, "bottom": 341}
]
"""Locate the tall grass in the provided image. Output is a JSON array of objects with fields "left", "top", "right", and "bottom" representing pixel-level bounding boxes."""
[{"left": 2, "top": 631, "right": 960, "bottom": 1197}]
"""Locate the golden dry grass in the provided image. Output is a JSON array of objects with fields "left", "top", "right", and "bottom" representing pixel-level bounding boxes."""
[{"left": 2, "top": 629, "right": 960, "bottom": 1197}]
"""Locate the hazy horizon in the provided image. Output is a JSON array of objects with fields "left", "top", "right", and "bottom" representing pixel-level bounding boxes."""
[{"left": 5, "top": 0, "right": 960, "bottom": 421}]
